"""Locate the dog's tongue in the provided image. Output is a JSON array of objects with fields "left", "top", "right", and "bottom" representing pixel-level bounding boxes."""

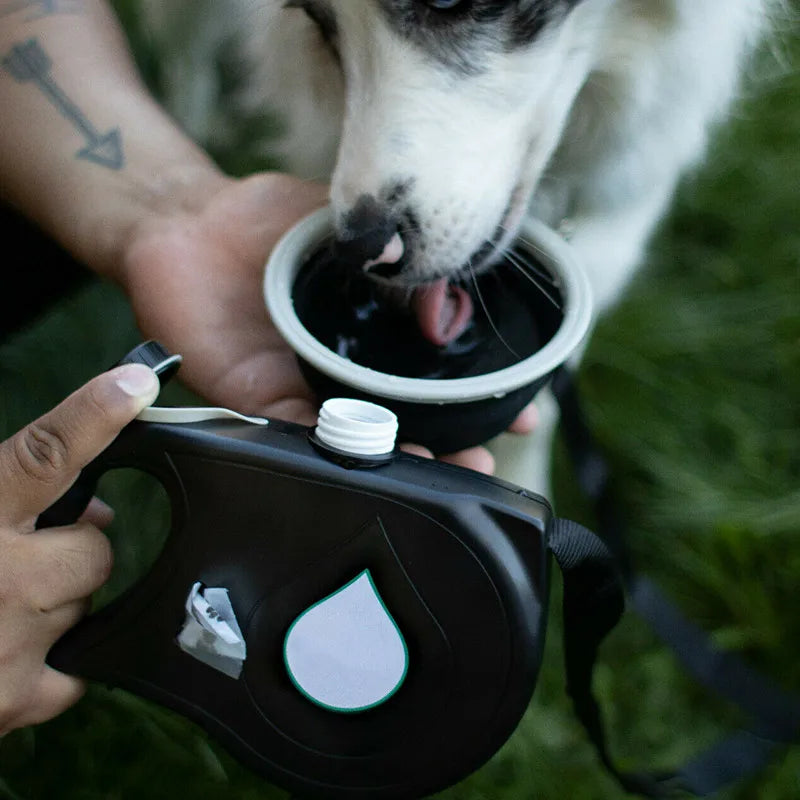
[{"left": 412, "top": 279, "right": 474, "bottom": 346}]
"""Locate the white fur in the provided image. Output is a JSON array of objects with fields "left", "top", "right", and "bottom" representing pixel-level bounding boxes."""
[{"left": 144, "top": 0, "right": 773, "bottom": 494}]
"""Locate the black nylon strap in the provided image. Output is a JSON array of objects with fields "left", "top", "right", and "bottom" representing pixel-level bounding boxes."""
[
  {"left": 549, "top": 366, "right": 800, "bottom": 797},
  {"left": 549, "top": 519, "right": 682, "bottom": 798},
  {"left": 629, "top": 577, "right": 800, "bottom": 741}
]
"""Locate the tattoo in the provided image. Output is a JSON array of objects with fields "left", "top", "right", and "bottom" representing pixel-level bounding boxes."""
[
  {"left": 2, "top": 38, "right": 124, "bottom": 170},
  {"left": 0, "top": 0, "right": 81, "bottom": 21}
]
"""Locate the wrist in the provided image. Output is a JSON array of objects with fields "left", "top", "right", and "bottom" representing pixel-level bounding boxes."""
[{"left": 88, "top": 154, "right": 230, "bottom": 285}]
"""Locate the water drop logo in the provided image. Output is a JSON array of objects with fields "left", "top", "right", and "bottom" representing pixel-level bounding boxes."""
[{"left": 284, "top": 570, "right": 409, "bottom": 712}]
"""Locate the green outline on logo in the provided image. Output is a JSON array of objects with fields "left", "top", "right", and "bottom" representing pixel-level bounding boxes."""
[{"left": 283, "top": 569, "right": 409, "bottom": 713}]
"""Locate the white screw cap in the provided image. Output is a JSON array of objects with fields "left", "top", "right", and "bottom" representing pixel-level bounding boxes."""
[{"left": 316, "top": 398, "right": 398, "bottom": 456}]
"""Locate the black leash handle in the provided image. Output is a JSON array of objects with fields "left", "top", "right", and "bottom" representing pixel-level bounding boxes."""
[{"left": 550, "top": 366, "right": 800, "bottom": 797}]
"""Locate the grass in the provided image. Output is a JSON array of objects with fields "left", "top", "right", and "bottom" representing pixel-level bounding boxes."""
[{"left": 0, "top": 4, "right": 798, "bottom": 799}]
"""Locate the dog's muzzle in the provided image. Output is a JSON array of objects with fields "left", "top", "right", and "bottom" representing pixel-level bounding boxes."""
[{"left": 334, "top": 193, "right": 409, "bottom": 279}]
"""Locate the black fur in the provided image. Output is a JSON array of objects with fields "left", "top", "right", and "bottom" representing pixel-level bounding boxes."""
[
  {"left": 285, "top": 1, "right": 581, "bottom": 75},
  {"left": 377, "top": 0, "right": 582, "bottom": 74}
]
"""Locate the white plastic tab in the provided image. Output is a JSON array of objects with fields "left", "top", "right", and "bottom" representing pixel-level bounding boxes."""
[
  {"left": 315, "top": 398, "right": 398, "bottom": 455},
  {"left": 137, "top": 407, "right": 268, "bottom": 425},
  {"left": 177, "top": 582, "right": 247, "bottom": 679},
  {"left": 284, "top": 570, "right": 408, "bottom": 712}
]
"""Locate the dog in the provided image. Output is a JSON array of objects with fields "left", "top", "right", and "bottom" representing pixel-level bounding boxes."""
[{"left": 143, "top": 0, "right": 774, "bottom": 494}]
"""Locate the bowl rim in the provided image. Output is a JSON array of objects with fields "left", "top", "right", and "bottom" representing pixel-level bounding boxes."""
[{"left": 264, "top": 206, "right": 593, "bottom": 404}]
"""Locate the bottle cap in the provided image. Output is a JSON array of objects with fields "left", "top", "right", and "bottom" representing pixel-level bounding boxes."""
[{"left": 315, "top": 398, "right": 398, "bottom": 456}]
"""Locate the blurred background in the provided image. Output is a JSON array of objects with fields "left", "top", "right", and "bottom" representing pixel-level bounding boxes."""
[{"left": 0, "top": 1, "right": 798, "bottom": 798}]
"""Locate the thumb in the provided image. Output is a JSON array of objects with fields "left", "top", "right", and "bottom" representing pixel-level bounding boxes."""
[{"left": 0, "top": 364, "right": 159, "bottom": 528}]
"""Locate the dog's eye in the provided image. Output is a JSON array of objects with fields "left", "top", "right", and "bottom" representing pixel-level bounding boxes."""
[{"left": 426, "top": 0, "right": 465, "bottom": 9}]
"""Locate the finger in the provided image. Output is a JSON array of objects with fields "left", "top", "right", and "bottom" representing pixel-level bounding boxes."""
[
  {"left": 184, "top": 345, "right": 317, "bottom": 424},
  {"left": 276, "top": 173, "right": 329, "bottom": 212},
  {"left": 2, "top": 667, "right": 86, "bottom": 733},
  {"left": 507, "top": 402, "right": 538, "bottom": 435},
  {"left": 46, "top": 596, "right": 93, "bottom": 634},
  {"left": 0, "top": 364, "right": 159, "bottom": 527},
  {"left": 398, "top": 443, "right": 434, "bottom": 459},
  {"left": 12, "top": 524, "right": 113, "bottom": 612},
  {"left": 262, "top": 396, "right": 320, "bottom": 427},
  {"left": 78, "top": 497, "right": 115, "bottom": 529},
  {"left": 23, "top": 597, "right": 92, "bottom": 650},
  {"left": 440, "top": 447, "right": 496, "bottom": 475},
  {"left": 251, "top": 172, "right": 329, "bottom": 225}
]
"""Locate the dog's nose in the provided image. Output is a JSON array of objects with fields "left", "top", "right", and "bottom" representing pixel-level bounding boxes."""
[{"left": 335, "top": 195, "right": 402, "bottom": 276}]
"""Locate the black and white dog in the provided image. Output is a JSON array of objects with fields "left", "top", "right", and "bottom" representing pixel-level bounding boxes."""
[{"left": 146, "top": 0, "right": 773, "bottom": 492}]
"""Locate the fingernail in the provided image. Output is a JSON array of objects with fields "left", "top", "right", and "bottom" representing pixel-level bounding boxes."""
[
  {"left": 114, "top": 363, "right": 160, "bottom": 403},
  {"left": 89, "top": 496, "right": 114, "bottom": 516}
]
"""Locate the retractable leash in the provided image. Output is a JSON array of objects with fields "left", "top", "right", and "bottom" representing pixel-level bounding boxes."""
[
  {"left": 36, "top": 341, "right": 798, "bottom": 799},
  {"left": 37, "top": 342, "right": 627, "bottom": 800},
  {"left": 551, "top": 366, "right": 800, "bottom": 797}
]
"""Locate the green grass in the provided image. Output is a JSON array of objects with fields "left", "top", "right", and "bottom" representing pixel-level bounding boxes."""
[{"left": 1, "top": 6, "right": 799, "bottom": 800}]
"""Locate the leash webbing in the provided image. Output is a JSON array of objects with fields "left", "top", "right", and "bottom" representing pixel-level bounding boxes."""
[
  {"left": 550, "top": 366, "right": 800, "bottom": 797},
  {"left": 549, "top": 518, "right": 683, "bottom": 798}
]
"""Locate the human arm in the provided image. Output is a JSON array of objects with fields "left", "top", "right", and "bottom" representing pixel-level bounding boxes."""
[
  {"left": 0, "top": 1, "right": 329, "bottom": 421},
  {"left": 0, "top": 0, "right": 228, "bottom": 275}
]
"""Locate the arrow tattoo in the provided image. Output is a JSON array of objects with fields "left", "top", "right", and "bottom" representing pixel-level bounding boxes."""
[{"left": 2, "top": 38, "right": 124, "bottom": 170}]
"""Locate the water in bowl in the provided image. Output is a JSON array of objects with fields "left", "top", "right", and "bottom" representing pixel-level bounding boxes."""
[{"left": 291, "top": 244, "right": 564, "bottom": 380}]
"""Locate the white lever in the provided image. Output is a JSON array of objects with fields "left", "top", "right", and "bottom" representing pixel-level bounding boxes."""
[{"left": 137, "top": 407, "right": 268, "bottom": 425}]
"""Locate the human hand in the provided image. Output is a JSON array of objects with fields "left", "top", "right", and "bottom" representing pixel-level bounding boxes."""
[
  {"left": 0, "top": 363, "right": 159, "bottom": 735},
  {"left": 121, "top": 172, "right": 327, "bottom": 423},
  {"left": 120, "top": 171, "right": 536, "bottom": 474}
]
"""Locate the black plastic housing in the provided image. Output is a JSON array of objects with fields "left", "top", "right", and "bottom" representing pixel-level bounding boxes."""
[{"left": 46, "top": 414, "right": 553, "bottom": 799}]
